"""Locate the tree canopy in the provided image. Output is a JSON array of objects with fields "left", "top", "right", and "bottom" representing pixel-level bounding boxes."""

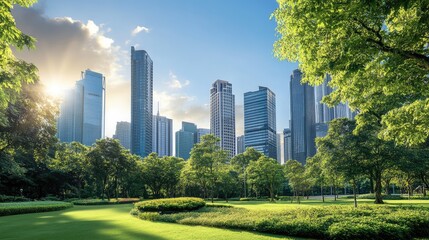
[{"left": 273, "top": 0, "right": 429, "bottom": 146}]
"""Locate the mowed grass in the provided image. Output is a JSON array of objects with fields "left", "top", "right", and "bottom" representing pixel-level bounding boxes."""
[{"left": 0, "top": 203, "right": 302, "bottom": 240}]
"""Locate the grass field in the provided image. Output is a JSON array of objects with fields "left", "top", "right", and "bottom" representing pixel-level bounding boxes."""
[{"left": 0, "top": 203, "right": 302, "bottom": 240}]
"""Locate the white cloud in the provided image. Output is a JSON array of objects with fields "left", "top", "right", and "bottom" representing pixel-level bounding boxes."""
[
  {"left": 131, "top": 25, "right": 150, "bottom": 36},
  {"left": 168, "top": 72, "right": 190, "bottom": 89}
]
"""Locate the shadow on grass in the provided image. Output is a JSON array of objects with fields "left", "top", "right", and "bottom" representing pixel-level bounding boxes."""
[{"left": 0, "top": 206, "right": 165, "bottom": 240}]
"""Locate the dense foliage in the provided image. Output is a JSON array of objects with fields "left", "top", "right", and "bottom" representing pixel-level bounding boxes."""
[
  {"left": 136, "top": 204, "right": 429, "bottom": 239},
  {"left": 0, "top": 201, "right": 72, "bottom": 216}
]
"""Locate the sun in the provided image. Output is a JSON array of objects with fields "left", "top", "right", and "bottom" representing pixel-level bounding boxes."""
[{"left": 44, "top": 83, "right": 66, "bottom": 99}]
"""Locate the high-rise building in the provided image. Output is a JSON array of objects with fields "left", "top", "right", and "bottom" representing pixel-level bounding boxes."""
[
  {"left": 236, "top": 135, "right": 245, "bottom": 155},
  {"left": 197, "top": 128, "right": 210, "bottom": 143},
  {"left": 276, "top": 133, "right": 284, "bottom": 164},
  {"left": 152, "top": 110, "right": 173, "bottom": 157},
  {"left": 244, "top": 86, "right": 277, "bottom": 159},
  {"left": 283, "top": 128, "right": 292, "bottom": 162},
  {"left": 131, "top": 46, "right": 153, "bottom": 157},
  {"left": 57, "top": 69, "right": 105, "bottom": 146},
  {"left": 210, "top": 80, "right": 236, "bottom": 158},
  {"left": 315, "top": 75, "right": 335, "bottom": 123},
  {"left": 113, "top": 121, "right": 131, "bottom": 149},
  {"left": 290, "top": 69, "right": 316, "bottom": 164},
  {"left": 175, "top": 121, "right": 197, "bottom": 159}
]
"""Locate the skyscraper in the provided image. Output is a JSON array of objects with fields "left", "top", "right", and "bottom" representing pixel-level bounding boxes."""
[
  {"left": 283, "top": 128, "right": 292, "bottom": 161},
  {"left": 276, "top": 133, "right": 284, "bottom": 164},
  {"left": 131, "top": 46, "right": 153, "bottom": 157},
  {"left": 236, "top": 135, "right": 245, "bottom": 155},
  {"left": 315, "top": 75, "right": 335, "bottom": 123},
  {"left": 57, "top": 69, "right": 105, "bottom": 146},
  {"left": 152, "top": 110, "right": 173, "bottom": 157},
  {"left": 210, "top": 80, "right": 236, "bottom": 158},
  {"left": 175, "top": 121, "right": 197, "bottom": 160},
  {"left": 243, "top": 86, "right": 277, "bottom": 159},
  {"left": 113, "top": 121, "right": 131, "bottom": 149},
  {"left": 290, "top": 69, "right": 316, "bottom": 164}
]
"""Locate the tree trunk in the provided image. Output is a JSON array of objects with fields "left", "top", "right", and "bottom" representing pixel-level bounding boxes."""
[
  {"left": 374, "top": 172, "right": 384, "bottom": 204},
  {"left": 269, "top": 183, "right": 275, "bottom": 202},
  {"left": 385, "top": 180, "right": 390, "bottom": 196},
  {"left": 243, "top": 168, "right": 247, "bottom": 198},
  {"left": 334, "top": 184, "right": 337, "bottom": 201},
  {"left": 353, "top": 179, "right": 358, "bottom": 208},
  {"left": 321, "top": 184, "right": 325, "bottom": 203}
]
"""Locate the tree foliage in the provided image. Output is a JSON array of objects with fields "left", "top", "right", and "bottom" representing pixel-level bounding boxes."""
[{"left": 273, "top": 0, "right": 429, "bottom": 146}]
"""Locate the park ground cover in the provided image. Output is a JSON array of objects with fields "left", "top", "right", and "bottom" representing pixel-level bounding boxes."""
[{"left": 0, "top": 203, "right": 301, "bottom": 240}]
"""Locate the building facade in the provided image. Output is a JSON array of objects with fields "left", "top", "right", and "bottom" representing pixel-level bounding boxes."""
[
  {"left": 290, "top": 69, "right": 316, "bottom": 164},
  {"left": 57, "top": 69, "right": 105, "bottom": 146},
  {"left": 152, "top": 112, "right": 173, "bottom": 157},
  {"left": 243, "top": 86, "right": 277, "bottom": 159},
  {"left": 175, "top": 122, "right": 197, "bottom": 160},
  {"left": 236, "top": 135, "right": 245, "bottom": 155},
  {"left": 113, "top": 121, "right": 131, "bottom": 149},
  {"left": 210, "top": 80, "right": 236, "bottom": 158},
  {"left": 131, "top": 46, "right": 153, "bottom": 157},
  {"left": 283, "top": 128, "right": 292, "bottom": 162},
  {"left": 276, "top": 132, "right": 284, "bottom": 164},
  {"left": 197, "top": 128, "right": 210, "bottom": 143}
]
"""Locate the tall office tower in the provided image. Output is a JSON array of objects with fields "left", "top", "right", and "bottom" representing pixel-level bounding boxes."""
[
  {"left": 113, "top": 121, "right": 131, "bottom": 149},
  {"left": 290, "top": 69, "right": 316, "bottom": 164},
  {"left": 276, "top": 133, "right": 284, "bottom": 164},
  {"left": 283, "top": 128, "right": 292, "bottom": 161},
  {"left": 131, "top": 46, "right": 153, "bottom": 157},
  {"left": 175, "top": 121, "right": 197, "bottom": 159},
  {"left": 210, "top": 80, "right": 236, "bottom": 158},
  {"left": 57, "top": 69, "right": 105, "bottom": 146},
  {"left": 152, "top": 110, "right": 173, "bottom": 157},
  {"left": 236, "top": 135, "right": 245, "bottom": 155},
  {"left": 315, "top": 75, "right": 335, "bottom": 123},
  {"left": 243, "top": 86, "right": 277, "bottom": 159},
  {"left": 197, "top": 128, "right": 210, "bottom": 143}
]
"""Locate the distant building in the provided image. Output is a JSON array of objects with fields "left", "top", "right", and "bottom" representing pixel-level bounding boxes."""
[
  {"left": 276, "top": 133, "right": 284, "bottom": 164},
  {"left": 175, "top": 121, "right": 197, "bottom": 160},
  {"left": 210, "top": 80, "right": 236, "bottom": 158},
  {"left": 131, "top": 46, "right": 153, "bottom": 157},
  {"left": 283, "top": 128, "right": 292, "bottom": 162},
  {"left": 57, "top": 69, "right": 105, "bottom": 146},
  {"left": 197, "top": 128, "right": 210, "bottom": 143},
  {"left": 236, "top": 135, "right": 245, "bottom": 155},
  {"left": 315, "top": 123, "right": 328, "bottom": 138},
  {"left": 290, "top": 69, "right": 315, "bottom": 164},
  {"left": 113, "top": 121, "right": 131, "bottom": 149},
  {"left": 244, "top": 86, "right": 277, "bottom": 159},
  {"left": 152, "top": 110, "right": 173, "bottom": 157}
]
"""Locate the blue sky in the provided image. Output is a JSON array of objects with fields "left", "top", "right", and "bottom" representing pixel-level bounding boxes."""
[{"left": 15, "top": 0, "right": 298, "bottom": 137}]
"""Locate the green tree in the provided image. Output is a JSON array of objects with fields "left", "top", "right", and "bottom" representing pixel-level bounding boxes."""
[
  {"left": 247, "top": 156, "right": 284, "bottom": 202},
  {"left": 273, "top": 0, "right": 429, "bottom": 146},
  {"left": 0, "top": 0, "right": 38, "bottom": 124},
  {"left": 284, "top": 160, "right": 310, "bottom": 203},
  {"left": 305, "top": 155, "right": 327, "bottom": 202},
  {"left": 316, "top": 118, "right": 366, "bottom": 207},
  {"left": 217, "top": 165, "right": 239, "bottom": 202},
  {"left": 230, "top": 147, "right": 262, "bottom": 197},
  {"left": 189, "top": 134, "right": 228, "bottom": 202}
]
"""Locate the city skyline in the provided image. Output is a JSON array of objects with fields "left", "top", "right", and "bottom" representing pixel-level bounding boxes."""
[{"left": 11, "top": 0, "right": 298, "bottom": 140}]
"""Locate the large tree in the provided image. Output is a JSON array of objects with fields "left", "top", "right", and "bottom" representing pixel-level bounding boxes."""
[
  {"left": 273, "top": 0, "right": 429, "bottom": 146},
  {"left": 0, "top": 0, "right": 38, "bottom": 124},
  {"left": 230, "top": 147, "right": 262, "bottom": 197}
]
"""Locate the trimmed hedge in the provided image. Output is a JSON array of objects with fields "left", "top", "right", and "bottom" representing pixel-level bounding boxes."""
[
  {"left": 0, "top": 201, "right": 73, "bottom": 216},
  {"left": 135, "top": 204, "right": 429, "bottom": 239},
  {"left": 205, "top": 203, "right": 234, "bottom": 208},
  {"left": 72, "top": 198, "right": 140, "bottom": 205},
  {"left": 0, "top": 195, "right": 31, "bottom": 202},
  {"left": 134, "top": 197, "right": 205, "bottom": 213}
]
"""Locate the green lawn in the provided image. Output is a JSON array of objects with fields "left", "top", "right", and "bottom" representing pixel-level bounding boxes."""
[{"left": 0, "top": 204, "right": 301, "bottom": 240}]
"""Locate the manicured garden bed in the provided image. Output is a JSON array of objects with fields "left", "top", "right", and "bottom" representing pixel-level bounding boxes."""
[{"left": 0, "top": 201, "right": 73, "bottom": 216}]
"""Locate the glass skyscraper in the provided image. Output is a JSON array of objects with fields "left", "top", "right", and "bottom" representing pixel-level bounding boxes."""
[
  {"left": 57, "top": 69, "right": 105, "bottom": 146},
  {"left": 243, "top": 86, "right": 277, "bottom": 159},
  {"left": 290, "top": 69, "right": 316, "bottom": 164},
  {"left": 131, "top": 46, "right": 153, "bottom": 157},
  {"left": 175, "top": 121, "right": 197, "bottom": 160},
  {"left": 152, "top": 111, "right": 173, "bottom": 157},
  {"left": 210, "top": 80, "right": 236, "bottom": 158}
]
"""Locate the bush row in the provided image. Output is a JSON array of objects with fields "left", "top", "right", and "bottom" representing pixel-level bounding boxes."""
[
  {"left": 0, "top": 195, "right": 31, "bottom": 202},
  {"left": 72, "top": 198, "right": 140, "bottom": 205},
  {"left": 134, "top": 197, "right": 205, "bottom": 213},
  {"left": 136, "top": 204, "right": 429, "bottom": 239},
  {"left": 0, "top": 201, "right": 73, "bottom": 216}
]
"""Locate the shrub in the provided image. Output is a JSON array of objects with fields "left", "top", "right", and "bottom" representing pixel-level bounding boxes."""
[
  {"left": 72, "top": 198, "right": 140, "bottom": 205},
  {"left": 205, "top": 203, "right": 233, "bottom": 208},
  {"left": 0, "top": 201, "right": 73, "bottom": 216},
  {"left": 0, "top": 195, "right": 31, "bottom": 202},
  {"left": 239, "top": 197, "right": 269, "bottom": 201},
  {"left": 134, "top": 197, "right": 205, "bottom": 213}
]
